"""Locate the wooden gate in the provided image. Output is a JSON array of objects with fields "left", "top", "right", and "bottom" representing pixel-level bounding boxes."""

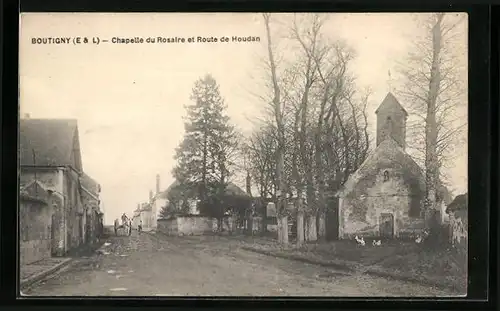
[
  {"left": 379, "top": 213, "right": 394, "bottom": 239},
  {"left": 325, "top": 197, "right": 339, "bottom": 241}
]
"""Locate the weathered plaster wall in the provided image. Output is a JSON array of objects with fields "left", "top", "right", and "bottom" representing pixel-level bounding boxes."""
[
  {"left": 47, "top": 192, "right": 65, "bottom": 256},
  {"left": 19, "top": 197, "right": 52, "bottom": 265},
  {"left": 140, "top": 210, "right": 152, "bottom": 230},
  {"left": 177, "top": 216, "right": 213, "bottom": 235},
  {"left": 340, "top": 167, "right": 424, "bottom": 238},
  {"left": 81, "top": 191, "right": 100, "bottom": 244},
  {"left": 157, "top": 216, "right": 236, "bottom": 236},
  {"left": 157, "top": 218, "right": 179, "bottom": 235},
  {"left": 64, "top": 169, "right": 83, "bottom": 251},
  {"left": 20, "top": 168, "right": 67, "bottom": 256},
  {"left": 19, "top": 168, "right": 64, "bottom": 193}
]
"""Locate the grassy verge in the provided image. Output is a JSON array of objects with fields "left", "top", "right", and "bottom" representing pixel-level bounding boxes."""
[{"left": 237, "top": 236, "right": 466, "bottom": 292}]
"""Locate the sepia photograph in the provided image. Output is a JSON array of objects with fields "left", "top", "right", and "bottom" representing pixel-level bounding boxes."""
[{"left": 19, "top": 12, "right": 468, "bottom": 297}]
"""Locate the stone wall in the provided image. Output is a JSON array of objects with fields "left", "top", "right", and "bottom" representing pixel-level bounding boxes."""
[
  {"left": 157, "top": 218, "right": 179, "bottom": 235},
  {"left": 178, "top": 216, "right": 214, "bottom": 235},
  {"left": 20, "top": 196, "right": 52, "bottom": 265},
  {"left": 157, "top": 216, "right": 237, "bottom": 236}
]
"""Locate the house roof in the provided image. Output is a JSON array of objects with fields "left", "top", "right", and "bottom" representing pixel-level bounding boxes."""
[
  {"left": 375, "top": 92, "right": 408, "bottom": 117},
  {"left": 446, "top": 193, "right": 468, "bottom": 213},
  {"left": 160, "top": 180, "right": 249, "bottom": 200},
  {"left": 20, "top": 118, "right": 83, "bottom": 171},
  {"left": 79, "top": 173, "right": 100, "bottom": 196}
]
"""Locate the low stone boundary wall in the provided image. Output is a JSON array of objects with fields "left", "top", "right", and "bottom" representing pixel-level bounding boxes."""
[{"left": 157, "top": 215, "right": 237, "bottom": 236}]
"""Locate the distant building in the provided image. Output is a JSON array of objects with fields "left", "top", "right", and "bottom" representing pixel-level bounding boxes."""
[
  {"left": 132, "top": 204, "right": 141, "bottom": 229},
  {"left": 160, "top": 180, "right": 248, "bottom": 217},
  {"left": 336, "top": 93, "right": 451, "bottom": 240}
]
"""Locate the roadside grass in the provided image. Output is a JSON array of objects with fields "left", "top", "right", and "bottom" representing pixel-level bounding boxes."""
[{"left": 236, "top": 236, "right": 467, "bottom": 292}]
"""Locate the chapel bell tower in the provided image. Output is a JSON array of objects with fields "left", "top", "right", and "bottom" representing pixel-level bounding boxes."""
[{"left": 375, "top": 92, "right": 408, "bottom": 150}]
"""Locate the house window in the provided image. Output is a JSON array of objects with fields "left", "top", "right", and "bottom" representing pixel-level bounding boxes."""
[{"left": 383, "top": 170, "right": 390, "bottom": 182}]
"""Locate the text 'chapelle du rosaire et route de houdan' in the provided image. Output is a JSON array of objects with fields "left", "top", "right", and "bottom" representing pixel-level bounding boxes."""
[{"left": 31, "top": 36, "right": 261, "bottom": 45}]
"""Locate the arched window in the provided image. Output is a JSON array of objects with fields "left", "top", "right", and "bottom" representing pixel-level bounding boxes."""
[{"left": 383, "top": 170, "right": 390, "bottom": 182}]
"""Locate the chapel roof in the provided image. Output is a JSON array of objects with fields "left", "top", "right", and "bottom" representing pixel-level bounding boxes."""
[
  {"left": 337, "top": 138, "right": 451, "bottom": 202},
  {"left": 375, "top": 92, "right": 408, "bottom": 117},
  {"left": 337, "top": 138, "right": 425, "bottom": 197}
]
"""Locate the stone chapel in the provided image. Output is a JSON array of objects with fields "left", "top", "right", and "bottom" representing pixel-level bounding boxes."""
[{"left": 336, "top": 92, "right": 450, "bottom": 239}]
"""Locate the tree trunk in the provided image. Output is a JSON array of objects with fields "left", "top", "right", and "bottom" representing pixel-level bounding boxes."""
[
  {"left": 296, "top": 209, "right": 305, "bottom": 246},
  {"left": 424, "top": 14, "right": 444, "bottom": 231},
  {"left": 317, "top": 211, "right": 326, "bottom": 239},
  {"left": 247, "top": 215, "right": 254, "bottom": 235},
  {"left": 306, "top": 215, "right": 317, "bottom": 242},
  {"left": 306, "top": 187, "right": 317, "bottom": 241},
  {"left": 280, "top": 215, "right": 289, "bottom": 246},
  {"left": 263, "top": 13, "right": 287, "bottom": 246}
]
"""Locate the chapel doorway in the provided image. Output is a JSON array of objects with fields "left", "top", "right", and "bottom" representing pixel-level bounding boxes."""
[{"left": 379, "top": 213, "right": 394, "bottom": 239}]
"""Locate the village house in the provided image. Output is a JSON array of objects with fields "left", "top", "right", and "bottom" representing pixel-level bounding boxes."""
[
  {"left": 133, "top": 175, "right": 168, "bottom": 232},
  {"left": 336, "top": 93, "right": 451, "bottom": 240},
  {"left": 132, "top": 204, "right": 141, "bottom": 229},
  {"left": 136, "top": 202, "right": 152, "bottom": 231},
  {"left": 148, "top": 174, "right": 168, "bottom": 229},
  {"left": 19, "top": 117, "right": 103, "bottom": 259}
]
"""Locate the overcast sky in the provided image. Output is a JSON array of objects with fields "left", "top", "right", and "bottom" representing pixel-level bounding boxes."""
[{"left": 20, "top": 13, "right": 468, "bottom": 224}]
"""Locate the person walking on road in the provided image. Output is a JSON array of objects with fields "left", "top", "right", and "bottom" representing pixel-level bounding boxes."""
[
  {"left": 121, "top": 213, "right": 129, "bottom": 226},
  {"left": 138, "top": 219, "right": 143, "bottom": 234}
]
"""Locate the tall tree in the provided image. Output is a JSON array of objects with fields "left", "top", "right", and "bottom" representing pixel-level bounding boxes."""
[
  {"left": 263, "top": 13, "right": 289, "bottom": 245},
  {"left": 396, "top": 13, "right": 467, "bottom": 224},
  {"left": 253, "top": 13, "right": 371, "bottom": 244},
  {"left": 173, "top": 74, "right": 238, "bottom": 226}
]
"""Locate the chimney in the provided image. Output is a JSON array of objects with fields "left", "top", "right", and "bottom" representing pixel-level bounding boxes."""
[
  {"left": 149, "top": 190, "right": 153, "bottom": 201},
  {"left": 156, "top": 174, "right": 160, "bottom": 194},
  {"left": 24, "top": 113, "right": 30, "bottom": 119},
  {"left": 137, "top": 203, "right": 140, "bottom": 211}
]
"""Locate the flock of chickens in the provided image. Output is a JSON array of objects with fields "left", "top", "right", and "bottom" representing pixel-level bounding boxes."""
[{"left": 354, "top": 234, "right": 425, "bottom": 246}]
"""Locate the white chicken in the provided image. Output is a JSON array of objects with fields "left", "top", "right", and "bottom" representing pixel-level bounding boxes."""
[
  {"left": 372, "top": 239, "right": 381, "bottom": 246},
  {"left": 355, "top": 235, "right": 366, "bottom": 246},
  {"left": 415, "top": 236, "right": 423, "bottom": 244}
]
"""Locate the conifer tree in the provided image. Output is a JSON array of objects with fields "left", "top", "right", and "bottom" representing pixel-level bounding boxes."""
[{"left": 172, "top": 74, "right": 238, "bottom": 227}]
